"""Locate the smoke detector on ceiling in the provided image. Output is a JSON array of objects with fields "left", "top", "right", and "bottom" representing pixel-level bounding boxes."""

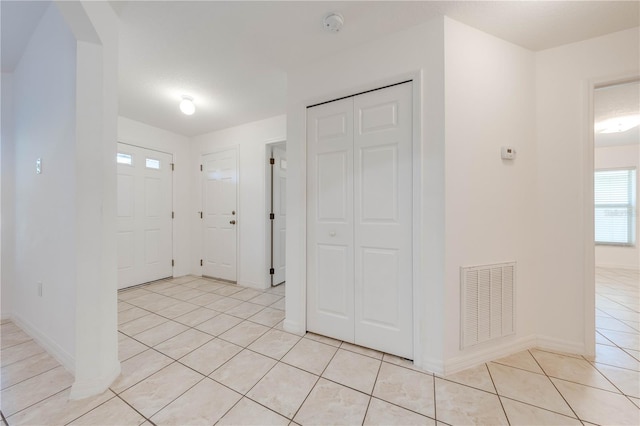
[{"left": 323, "top": 13, "right": 344, "bottom": 33}]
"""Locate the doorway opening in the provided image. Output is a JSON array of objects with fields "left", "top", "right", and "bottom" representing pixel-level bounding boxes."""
[
  {"left": 591, "top": 79, "right": 639, "bottom": 360},
  {"left": 266, "top": 142, "right": 286, "bottom": 287}
]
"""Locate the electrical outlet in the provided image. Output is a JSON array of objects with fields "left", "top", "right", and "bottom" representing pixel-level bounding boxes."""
[{"left": 37, "top": 282, "right": 43, "bottom": 297}]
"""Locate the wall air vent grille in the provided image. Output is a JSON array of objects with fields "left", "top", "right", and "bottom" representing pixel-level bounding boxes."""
[{"left": 461, "top": 262, "right": 515, "bottom": 349}]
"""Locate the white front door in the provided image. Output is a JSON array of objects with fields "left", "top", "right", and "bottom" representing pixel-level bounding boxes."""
[
  {"left": 202, "top": 148, "right": 238, "bottom": 281},
  {"left": 307, "top": 82, "right": 413, "bottom": 358},
  {"left": 116, "top": 143, "right": 173, "bottom": 289},
  {"left": 272, "top": 145, "right": 287, "bottom": 285}
]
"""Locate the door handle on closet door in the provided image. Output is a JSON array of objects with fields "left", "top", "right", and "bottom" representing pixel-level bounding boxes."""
[{"left": 230, "top": 220, "right": 236, "bottom": 225}]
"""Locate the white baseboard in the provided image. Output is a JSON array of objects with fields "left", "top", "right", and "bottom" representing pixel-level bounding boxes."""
[
  {"left": 420, "top": 357, "right": 445, "bottom": 375},
  {"left": 70, "top": 361, "right": 121, "bottom": 400},
  {"left": 536, "top": 335, "right": 585, "bottom": 356},
  {"left": 10, "top": 313, "right": 75, "bottom": 374},
  {"left": 237, "top": 280, "right": 267, "bottom": 290},
  {"left": 443, "top": 335, "right": 538, "bottom": 375}
]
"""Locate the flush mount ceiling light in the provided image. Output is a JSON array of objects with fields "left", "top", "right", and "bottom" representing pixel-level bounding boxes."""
[
  {"left": 323, "top": 12, "right": 344, "bottom": 33},
  {"left": 179, "top": 96, "right": 195, "bottom": 115}
]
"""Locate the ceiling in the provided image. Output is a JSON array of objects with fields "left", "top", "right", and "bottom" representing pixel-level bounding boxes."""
[{"left": 2, "top": 1, "right": 639, "bottom": 137}]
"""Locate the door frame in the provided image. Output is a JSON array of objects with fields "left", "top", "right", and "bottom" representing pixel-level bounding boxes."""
[
  {"left": 300, "top": 73, "right": 424, "bottom": 365},
  {"left": 265, "top": 140, "right": 287, "bottom": 287},
  {"left": 200, "top": 145, "right": 240, "bottom": 282},
  {"left": 584, "top": 73, "right": 640, "bottom": 356}
]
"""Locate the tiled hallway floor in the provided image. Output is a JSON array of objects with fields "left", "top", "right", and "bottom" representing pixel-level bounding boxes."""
[{"left": 1, "top": 269, "right": 639, "bottom": 425}]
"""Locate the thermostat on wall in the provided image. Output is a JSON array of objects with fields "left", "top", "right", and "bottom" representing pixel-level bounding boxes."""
[{"left": 501, "top": 147, "right": 516, "bottom": 160}]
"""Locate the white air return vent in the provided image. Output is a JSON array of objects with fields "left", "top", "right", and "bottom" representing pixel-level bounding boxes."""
[{"left": 461, "top": 262, "right": 515, "bottom": 349}]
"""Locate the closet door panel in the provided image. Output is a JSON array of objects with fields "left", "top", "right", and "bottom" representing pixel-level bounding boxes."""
[
  {"left": 353, "top": 82, "right": 413, "bottom": 358},
  {"left": 306, "top": 98, "right": 355, "bottom": 342}
]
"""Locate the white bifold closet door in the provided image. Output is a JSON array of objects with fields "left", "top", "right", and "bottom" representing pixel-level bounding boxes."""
[{"left": 307, "top": 82, "right": 413, "bottom": 358}]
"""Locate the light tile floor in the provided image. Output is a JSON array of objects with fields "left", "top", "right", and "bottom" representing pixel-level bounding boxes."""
[{"left": 1, "top": 268, "right": 638, "bottom": 425}]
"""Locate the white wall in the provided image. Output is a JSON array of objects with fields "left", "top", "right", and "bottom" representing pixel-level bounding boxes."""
[
  {"left": 7, "top": 2, "right": 78, "bottom": 368},
  {"left": 191, "top": 115, "right": 286, "bottom": 289},
  {"left": 536, "top": 27, "right": 639, "bottom": 355},
  {"left": 118, "top": 116, "right": 192, "bottom": 277},
  {"left": 595, "top": 144, "right": 640, "bottom": 270},
  {"left": 443, "top": 19, "right": 538, "bottom": 368},
  {"left": 1, "top": 72, "right": 15, "bottom": 319},
  {"left": 286, "top": 18, "right": 447, "bottom": 371}
]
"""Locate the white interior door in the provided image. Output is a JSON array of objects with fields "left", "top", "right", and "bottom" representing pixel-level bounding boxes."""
[
  {"left": 202, "top": 148, "right": 238, "bottom": 282},
  {"left": 306, "top": 82, "right": 413, "bottom": 358},
  {"left": 272, "top": 145, "right": 287, "bottom": 285},
  {"left": 117, "top": 143, "right": 173, "bottom": 289},
  {"left": 307, "top": 97, "right": 355, "bottom": 343}
]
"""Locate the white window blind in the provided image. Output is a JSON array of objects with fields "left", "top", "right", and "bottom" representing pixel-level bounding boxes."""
[{"left": 594, "top": 168, "right": 637, "bottom": 246}]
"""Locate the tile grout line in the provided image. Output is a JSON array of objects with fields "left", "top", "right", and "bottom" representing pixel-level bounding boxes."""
[
  {"left": 359, "top": 354, "right": 384, "bottom": 425},
  {"left": 485, "top": 360, "right": 511, "bottom": 425}
]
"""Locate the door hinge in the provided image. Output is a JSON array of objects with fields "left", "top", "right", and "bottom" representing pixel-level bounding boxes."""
[
  {"left": 200, "top": 259, "right": 203, "bottom": 266},
  {"left": 171, "top": 163, "right": 175, "bottom": 171},
  {"left": 200, "top": 164, "right": 203, "bottom": 171},
  {"left": 172, "top": 211, "right": 175, "bottom": 219},
  {"left": 269, "top": 268, "right": 275, "bottom": 275},
  {"left": 199, "top": 211, "right": 203, "bottom": 219},
  {"left": 269, "top": 213, "right": 275, "bottom": 220},
  {"left": 269, "top": 158, "right": 275, "bottom": 165},
  {"left": 171, "top": 259, "right": 174, "bottom": 267}
]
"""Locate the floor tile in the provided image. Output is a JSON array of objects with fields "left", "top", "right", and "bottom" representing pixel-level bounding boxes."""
[
  {"left": 118, "top": 306, "right": 150, "bottom": 325},
  {"left": 294, "top": 378, "right": 369, "bottom": 425},
  {"left": 174, "top": 307, "right": 218, "bottom": 327},
  {"left": 119, "top": 313, "right": 168, "bottom": 336},
  {"left": 151, "top": 377, "right": 241, "bottom": 425},
  {"left": 382, "top": 353, "right": 424, "bottom": 372},
  {"left": 230, "top": 288, "right": 263, "bottom": 301},
  {"left": 553, "top": 378, "right": 640, "bottom": 425},
  {"left": 282, "top": 338, "right": 338, "bottom": 375},
  {"left": 153, "top": 328, "right": 213, "bottom": 360},
  {"left": 166, "top": 275, "right": 198, "bottom": 285},
  {"left": 226, "top": 301, "right": 265, "bottom": 319},
  {"left": 111, "top": 349, "right": 173, "bottom": 393},
  {"left": 207, "top": 296, "right": 245, "bottom": 312},
  {"left": 69, "top": 396, "right": 145, "bottom": 426},
  {"left": 304, "top": 332, "right": 342, "bottom": 347},
  {"left": 590, "top": 343, "right": 640, "bottom": 370},
  {"left": 372, "top": 362, "right": 434, "bottom": 417},
  {"left": 210, "top": 349, "right": 277, "bottom": 394},
  {"left": 531, "top": 349, "right": 617, "bottom": 392},
  {"left": 219, "top": 321, "right": 270, "bottom": 347},
  {"left": 1, "top": 351, "right": 59, "bottom": 389},
  {"left": 270, "top": 298, "right": 286, "bottom": 311},
  {"left": 248, "top": 329, "right": 301, "bottom": 359},
  {"left": 6, "top": 388, "right": 114, "bottom": 426},
  {"left": 1, "top": 329, "right": 31, "bottom": 349},
  {"left": 598, "top": 329, "right": 640, "bottom": 351},
  {"left": 118, "top": 332, "right": 148, "bottom": 362},
  {"left": 214, "top": 285, "right": 243, "bottom": 297},
  {"left": 133, "top": 320, "right": 189, "bottom": 347},
  {"left": 364, "top": 397, "right": 435, "bottom": 425},
  {"left": 247, "top": 363, "right": 318, "bottom": 419},
  {"left": 492, "top": 350, "right": 544, "bottom": 374},
  {"left": 0, "top": 366, "right": 74, "bottom": 417},
  {"left": 180, "top": 338, "right": 242, "bottom": 375},
  {"left": 186, "top": 292, "right": 225, "bottom": 306},
  {"left": 597, "top": 316, "right": 638, "bottom": 333},
  {"left": 118, "top": 301, "right": 134, "bottom": 312},
  {"left": 435, "top": 378, "right": 509, "bottom": 425},
  {"left": 488, "top": 362, "right": 573, "bottom": 416},
  {"left": 340, "top": 342, "right": 383, "bottom": 360},
  {"left": 120, "top": 362, "right": 203, "bottom": 418},
  {"left": 438, "top": 363, "right": 495, "bottom": 393},
  {"left": 171, "top": 288, "right": 208, "bottom": 302},
  {"left": 323, "top": 349, "right": 381, "bottom": 395},
  {"left": 0, "top": 340, "right": 44, "bottom": 367},
  {"left": 155, "top": 301, "right": 200, "bottom": 319},
  {"left": 195, "top": 313, "right": 243, "bottom": 336},
  {"left": 118, "top": 288, "right": 152, "bottom": 301},
  {"left": 217, "top": 397, "right": 289, "bottom": 425},
  {"left": 501, "top": 396, "right": 581, "bottom": 425},
  {"left": 594, "top": 362, "right": 640, "bottom": 397},
  {"left": 249, "top": 293, "right": 283, "bottom": 307},
  {"left": 248, "top": 307, "right": 286, "bottom": 327}
]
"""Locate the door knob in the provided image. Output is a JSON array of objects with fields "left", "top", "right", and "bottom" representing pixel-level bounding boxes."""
[
  {"left": 232, "top": 210, "right": 236, "bottom": 215},
  {"left": 230, "top": 220, "right": 236, "bottom": 225}
]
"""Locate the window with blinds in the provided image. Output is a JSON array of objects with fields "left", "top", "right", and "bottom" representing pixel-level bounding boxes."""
[{"left": 594, "top": 168, "right": 637, "bottom": 246}]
